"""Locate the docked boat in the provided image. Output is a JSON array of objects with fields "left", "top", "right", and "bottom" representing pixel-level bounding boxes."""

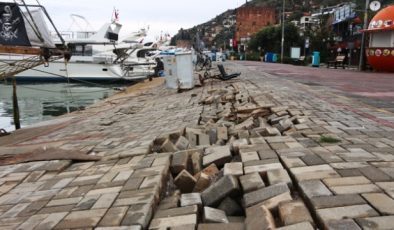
[{"left": 1, "top": 12, "right": 153, "bottom": 83}]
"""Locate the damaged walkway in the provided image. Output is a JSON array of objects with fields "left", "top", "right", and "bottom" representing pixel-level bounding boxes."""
[{"left": 0, "top": 64, "right": 394, "bottom": 229}]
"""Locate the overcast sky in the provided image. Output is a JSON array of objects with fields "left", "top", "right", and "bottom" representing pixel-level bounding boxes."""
[{"left": 35, "top": 0, "right": 242, "bottom": 39}]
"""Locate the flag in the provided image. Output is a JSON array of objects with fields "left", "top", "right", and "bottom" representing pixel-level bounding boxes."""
[
  {"left": 112, "top": 8, "right": 119, "bottom": 22},
  {"left": 0, "top": 3, "right": 31, "bottom": 46}
]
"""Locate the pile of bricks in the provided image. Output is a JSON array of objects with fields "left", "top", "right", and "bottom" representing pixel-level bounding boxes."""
[{"left": 145, "top": 84, "right": 317, "bottom": 229}]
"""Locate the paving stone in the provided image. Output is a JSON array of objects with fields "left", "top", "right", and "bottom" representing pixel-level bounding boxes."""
[
  {"left": 122, "top": 203, "right": 153, "bottom": 228},
  {"left": 54, "top": 209, "right": 107, "bottom": 229},
  {"left": 161, "top": 139, "right": 178, "bottom": 152},
  {"left": 359, "top": 166, "right": 392, "bottom": 182},
  {"left": 325, "top": 219, "right": 361, "bottom": 230},
  {"left": 244, "top": 183, "right": 289, "bottom": 208},
  {"left": 257, "top": 150, "right": 278, "bottom": 160},
  {"left": 299, "top": 180, "right": 332, "bottom": 199},
  {"left": 140, "top": 175, "right": 162, "bottom": 189},
  {"left": 199, "top": 133, "right": 211, "bottom": 146},
  {"left": 171, "top": 151, "right": 189, "bottom": 175},
  {"left": 35, "top": 212, "right": 68, "bottom": 230},
  {"left": 278, "top": 201, "right": 313, "bottom": 226},
  {"left": 224, "top": 163, "right": 243, "bottom": 177},
  {"left": 330, "top": 184, "right": 381, "bottom": 195},
  {"left": 244, "top": 163, "right": 283, "bottom": 175},
  {"left": 356, "top": 216, "right": 394, "bottom": 230},
  {"left": 176, "top": 136, "right": 190, "bottom": 150},
  {"left": 301, "top": 154, "right": 326, "bottom": 166},
  {"left": 203, "top": 146, "right": 232, "bottom": 168},
  {"left": 245, "top": 204, "right": 275, "bottom": 230},
  {"left": 240, "top": 152, "right": 260, "bottom": 163},
  {"left": 310, "top": 194, "right": 367, "bottom": 209},
  {"left": 155, "top": 205, "right": 198, "bottom": 218},
  {"left": 260, "top": 192, "right": 293, "bottom": 211},
  {"left": 73, "top": 195, "right": 100, "bottom": 211},
  {"left": 174, "top": 170, "right": 197, "bottom": 193},
  {"left": 239, "top": 173, "right": 265, "bottom": 193},
  {"left": 218, "top": 197, "right": 243, "bottom": 216},
  {"left": 17, "top": 214, "right": 49, "bottom": 230},
  {"left": 217, "top": 127, "right": 228, "bottom": 141},
  {"left": 191, "top": 152, "right": 202, "bottom": 175},
  {"left": 197, "top": 223, "right": 245, "bottom": 230},
  {"left": 267, "top": 169, "right": 292, "bottom": 187},
  {"left": 201, "top": 175, "right": 240, "bottom": 207},
  {"left": 47, "top": 197, "right": 82, "bottom": 207},
  {"left": 96, "top": 226, "right": 141, "bottom": 230},
  {"left": 276, "top": 222, "right": 314, "bottom": 230},
  {"left": 362, "top": 193, "right": 394, "bottom": 215},
  {"left": 336, "top": 169, "right": 363, "bottom": 177},
  {"left": 158, "top": 192, "right": 180, "bottom": 210},
  {"left": 290, "top": 164, "right": 340, "bottom": 181},
  {"left": 17, "top": 200, "right": 48, "bottom": 217},
  {"left": 203, "top": 207, "right": 229, "bottom": 223},
  {"left": 149, "top": 214, "right": 197, "bottom": 229},
  {"left": 323, "top": 176, "right": 370, "bottom": 187},
  {"left": 317, "top": 204, "right": 379, "bottom": 222},
  {"left": 281, "top": 157, "right": 306, "bottom": 168},
  {"left": 180, "top": 193, "right": 202, "bottom": 208},
  {"left": 92, "top": 193, "right": 118, "bottom": 209},
  {"left": 98, "top": 206, "right": 128, "bottom": 227},
  {"left": 171, "top": 224, "right": 196, "bottom": 230}
]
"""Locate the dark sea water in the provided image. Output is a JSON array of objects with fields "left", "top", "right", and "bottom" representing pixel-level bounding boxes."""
[{"left": 0, "top": 83, "right": 117, "bottom": 132}]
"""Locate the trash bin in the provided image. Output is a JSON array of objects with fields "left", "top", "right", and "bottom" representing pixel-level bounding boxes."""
[
  {"left": 312, "top": 51, "right": 320, "bottom": 67},
  {"left": 272, "top": 54, "right": 278, "bottom": 63},
  {"left": 265, "top": 53, "right": 273, "bottom": 62}
]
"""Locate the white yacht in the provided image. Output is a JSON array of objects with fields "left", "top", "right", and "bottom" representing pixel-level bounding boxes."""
[{"left": 2, "top": 12, "right": 153, "bottom": 83}]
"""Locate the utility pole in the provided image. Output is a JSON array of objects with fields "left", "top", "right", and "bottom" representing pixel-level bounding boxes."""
[
  {"left": 281, "top": 0, "right": 285, "bottom": 63},
  {"left": 359, "top": 0, "right": 370, "bottom": 71}
]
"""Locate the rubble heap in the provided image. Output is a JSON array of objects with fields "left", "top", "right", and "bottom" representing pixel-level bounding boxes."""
[{"left": 147, "top": 83, "right": 315, "bottom": 229}]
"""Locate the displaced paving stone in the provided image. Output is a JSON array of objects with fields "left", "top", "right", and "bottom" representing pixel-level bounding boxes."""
[
  {"left": 149, "top": 214, "right": 197, "bottom": 229},
  {"left": 176, "top": 136, "right": 190, "bottom": 150},
  {"left": 239, "top": 173, "right": 265, "bottom": 193},
  {"left": 174, "top": 170, "right": 197, "bottom": 193},
  {"left": 244, "top": 163, "right": 283, "bottom": 175},
  {"left": 281, "top": 157, "right": 306, "bottom": 168},
  {"left": 325, "top": 219, "right": 362, "bottom": 230},
  {"left": 245, "top": 204, "right": 275, "bottom": 230},
  {"left": 267, "top": 169, "right": 292, "bottom": 187},
  {"left": 158, "top": 192, "right": 180, "bottom": 210},
  {"left": 240, "top": 152, "right": 260, "bottom": 163},
  {"left": 155, "top": 205, "right": 198, "bottom": 218},
  {"left": 218, "top": 197, "right": 243, "bottom": 216},
  {"left": 224, "top": 163, "right": 243, "bottom": 177},
  {"left": 311, "top": 194, "right": 367, "bottom": 209},
  {"left": 278, "top": 201, "right": 313, "bottom": 226},
  {"left": 201, "top": 175, "right": 240, "bottom": 207},
  {"left": 299, "top": 180, "right": 332, "bottom": 199},
  {"left": 260, "top": 192, "right": 293, "bottom": 211},
  {"left": 317, "top": 204, "right": 379, "bottom": 222},
  {"left": 203, "top": 146, "right": 232, "bottom": 168},
  {"left": 356, "top": 216, "right": 394, "bottom": 230},
  {"left": 161, "top": 139, "right": 178, "bottom": 152},
  {"left": 362, "top": 193, "right": 394, "bottom": 215},
  {"left": 203, "top": 207, "right": 229, "bottom": 223},
  {"left": 191, "top": 152, "right": 202, "bottom": 175},
  {"left": 276, "top": 222, "right": 314, "bottom": 230},
  {"left": 197, "top": 223, "right": 245, "bottom": 230},
  {"left": 194, "top": 164, "right": 220, "bottom": 193},
  {"left": 171, "top": 151, "right": 190, "bottom": 175},
  {"left": 181, "top": 193, "right": 202, "bottom": 208},
  {"left": 244, "top": 183, "right": 289, "bottom": 208}
]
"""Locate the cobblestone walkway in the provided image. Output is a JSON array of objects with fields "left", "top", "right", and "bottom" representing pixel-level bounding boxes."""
[{"left": 0, "top": 62, "right": 394, "bottom": 229}]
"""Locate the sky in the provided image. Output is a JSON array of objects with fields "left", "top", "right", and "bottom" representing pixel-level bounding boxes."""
[{"left": 33, "top": 0, "right": 243, "bottom": 40}]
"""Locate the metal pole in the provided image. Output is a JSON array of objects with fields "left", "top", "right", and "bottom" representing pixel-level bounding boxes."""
[
  {"left": 12, "top": 78, "right": 21, "bottom": 130},
  {"left": 359, "top": 0, "right": 370, "bottom": 71},
  {"left": 281, "top": 0, "right": 285, "bottom": 63}
]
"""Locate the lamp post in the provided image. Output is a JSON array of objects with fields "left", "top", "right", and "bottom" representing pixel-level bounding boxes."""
[
  {"left": 281, "top": 0, "right": 285, "bottom": 63},
  {"left": 359, "top": 0, "right": 370, "bottom": 71}
]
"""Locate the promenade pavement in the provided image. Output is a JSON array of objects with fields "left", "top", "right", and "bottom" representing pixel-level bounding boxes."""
[{"left": 0, "top": 62, "right": 393, "bottom": 229}]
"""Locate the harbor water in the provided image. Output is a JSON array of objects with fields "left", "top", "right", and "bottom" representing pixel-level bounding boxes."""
[{"left": 0, "top": 83, "right": 117, "bottom": 132}]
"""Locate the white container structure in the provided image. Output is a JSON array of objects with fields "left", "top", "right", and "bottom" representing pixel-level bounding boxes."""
[{"left": 163, "top": 52, "right": 194, "bottom": 89}]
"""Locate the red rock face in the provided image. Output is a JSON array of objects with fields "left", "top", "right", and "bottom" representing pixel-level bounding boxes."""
[{"left": 235, "top": 6, "right": 276, "bottom": 42}]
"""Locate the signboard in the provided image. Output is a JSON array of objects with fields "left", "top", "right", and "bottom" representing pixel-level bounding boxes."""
[{"left": 291, "top": 47, "right": 301, "bottom": 59}]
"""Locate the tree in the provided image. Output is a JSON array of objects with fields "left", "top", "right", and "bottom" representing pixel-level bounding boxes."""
[{"left": 248, "top": 23, "right": 302, "bottom": 56}]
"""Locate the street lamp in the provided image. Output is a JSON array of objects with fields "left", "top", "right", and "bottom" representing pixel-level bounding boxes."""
[
  {"left": 281, "top": 0, "right": 285, "bottom": 63},
  {"left": 359, "top": 0, "right": 370, "bottom": 71}
]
